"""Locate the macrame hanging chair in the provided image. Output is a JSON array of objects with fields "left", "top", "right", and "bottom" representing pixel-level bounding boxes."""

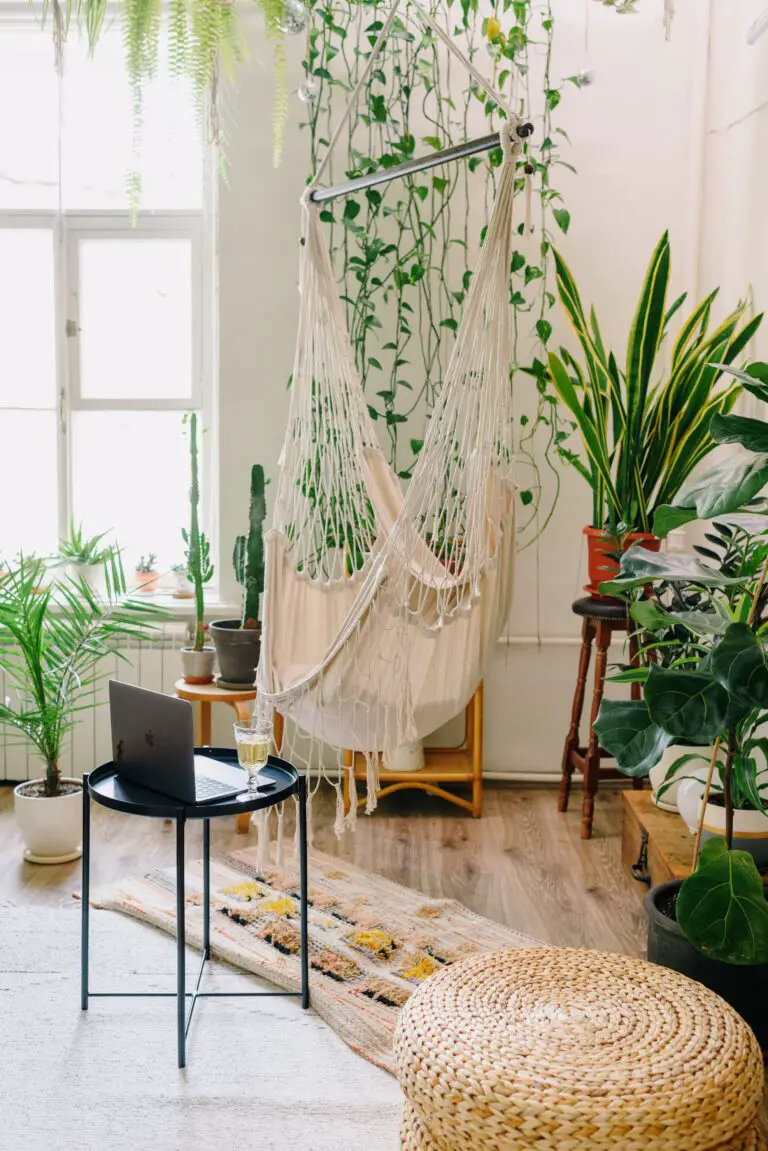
[{"left": 257, "top": 0, "right": 523, "bottom": 825}]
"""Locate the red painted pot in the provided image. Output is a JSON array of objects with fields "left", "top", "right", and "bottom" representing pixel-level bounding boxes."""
[{"left": 583, "top": 526, "right": 660, "bottom": 598}]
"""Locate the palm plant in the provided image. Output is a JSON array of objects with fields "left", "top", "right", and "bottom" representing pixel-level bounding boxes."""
[
  {"left": 543, "top": 232, "right": 761, "bottom": 534},
  {"left": 0, "top": 562, "right": 163, "bottom": 797}
]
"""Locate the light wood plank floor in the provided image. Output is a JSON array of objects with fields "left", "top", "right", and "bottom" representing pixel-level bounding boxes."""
[{"left": 0, "top": 782, "right": 647, "bottom": 955}]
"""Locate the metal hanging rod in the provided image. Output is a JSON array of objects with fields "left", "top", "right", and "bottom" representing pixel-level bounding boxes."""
[{"left": 308, "top": 122, "right": 534, "bottom": 205}]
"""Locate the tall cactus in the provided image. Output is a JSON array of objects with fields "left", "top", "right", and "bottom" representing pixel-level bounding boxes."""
[
  {"left": 182, "top": 412, "right": 214, "bottom": 650},
  {"left": 233, "top": 464, "right": 266, "bottom": 628}
]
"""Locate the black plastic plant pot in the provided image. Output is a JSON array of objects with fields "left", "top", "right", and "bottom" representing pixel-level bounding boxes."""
[
  {"left": 209, "top": 619, "right": 261, "bottom": 688},
  {"left": 645, "top": 880, "right": 768, "bottom": 1052}
]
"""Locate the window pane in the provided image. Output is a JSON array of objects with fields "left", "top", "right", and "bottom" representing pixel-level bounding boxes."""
[
  {"left": 71, "top": 411, "right": 195, "bottom": 571},
  {"left": 0, "top": 33, "right": 58, "bottom": 209},
  {"left": 63, "top": 35, "right": 202, "bottom": 211},
  {"left": 0, "top": 412, "right": 58, "bottom": 557},
  {"left": 78, "top": 238, "right": 193, "bottom": 401},
  {"left": 0, "top": 230, "right": 57, "bottom": 409}
]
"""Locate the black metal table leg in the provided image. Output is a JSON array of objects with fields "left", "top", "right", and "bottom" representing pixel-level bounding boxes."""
[
  {"left": 176, "top": 815, "right": 186, "bottom": 1068},
  {"left": 298, "top": 774, "right": 310, "bottom": 1010},
  {"left": 202, "top": 818, "right": 211, "bottom": 960},
  {"left": 81, "top": 773, "right": 91, "bottom": 1012}
]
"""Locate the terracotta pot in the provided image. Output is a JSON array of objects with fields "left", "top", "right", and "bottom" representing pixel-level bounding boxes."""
[
  {"left": 583, "top": 526, "right": 660, "bottom": 598},
  {"left": 135, "top": 570, "right": 160, "bottom": 594},
  {"left": 14, "top": 777, "right": 83, "bottom": 864},
  {"left": 181, "top": 645, "right": 215, "bottom": 684}
]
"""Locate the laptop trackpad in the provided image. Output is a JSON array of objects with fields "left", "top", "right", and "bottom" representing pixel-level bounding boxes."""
[{"left": 194, "top": 756, "right": 245, "bottom": 785}]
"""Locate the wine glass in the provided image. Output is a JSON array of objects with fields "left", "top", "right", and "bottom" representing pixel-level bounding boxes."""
[{"left": 233, "top": 718, "right": 273, "bottom": 792}]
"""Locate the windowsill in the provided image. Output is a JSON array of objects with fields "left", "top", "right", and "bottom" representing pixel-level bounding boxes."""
[{"left": 130, "top": 591, "right": 241, "bottom": 620}]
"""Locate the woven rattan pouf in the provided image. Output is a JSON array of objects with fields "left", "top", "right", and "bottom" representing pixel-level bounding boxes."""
[{"left": 394, "top": 948, "right": 765, "bottom": 1151}]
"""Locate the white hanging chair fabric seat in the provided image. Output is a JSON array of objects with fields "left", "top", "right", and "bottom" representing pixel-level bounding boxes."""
[{"left": 257, "top": 107, "right": 522, "bottom": 821}]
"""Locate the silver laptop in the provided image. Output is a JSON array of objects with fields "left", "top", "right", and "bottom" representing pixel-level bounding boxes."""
[{"left": 109, "top": 681, "right": 245, "bottom": 804}]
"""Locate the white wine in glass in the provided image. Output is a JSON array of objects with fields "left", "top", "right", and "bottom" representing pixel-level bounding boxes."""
[{"left": 233, "top": 721, "right": 272, "bottom": 791}]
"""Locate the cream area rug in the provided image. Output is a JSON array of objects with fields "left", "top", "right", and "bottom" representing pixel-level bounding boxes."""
[
  {"left": 0, "top": 906, "right": 402, "bottom": 1151},
  {"left": 94, "top": 846, "right": 539, "bottom": 1075}
]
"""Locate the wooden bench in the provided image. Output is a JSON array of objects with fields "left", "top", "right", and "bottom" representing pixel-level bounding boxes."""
[{"left": 621, "top": 791, "right": 693, "bottom": 895}]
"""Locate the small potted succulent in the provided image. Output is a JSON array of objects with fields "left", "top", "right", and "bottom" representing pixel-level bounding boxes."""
[
  {"left": 171, "top": 562, "right": 193, "bottom": 599},
  {"left": 594, "top": 360, "right": 768, "bottom": 1048},
  {"left": 211, "top": 464, "right": 266, "bottom": 687},
  {"left": 180, "top": 412, "right": 215, "bottom": 683},
  {"left": 134, "top": 553, "right": 159, "bottom": 593},
  {"left": 537, "top": 232, "right": 759, "bottom": 596},
  {"left": 55, "top": 520, "right": 119, "bottom": 593},
  {"left": 0, "top": 558, "right": 160, "bottom": 863}
]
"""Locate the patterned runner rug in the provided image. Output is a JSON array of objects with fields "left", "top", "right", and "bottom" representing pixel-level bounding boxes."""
[{"left": 94, "top": 846, "right": 539, "bottom": 1074}]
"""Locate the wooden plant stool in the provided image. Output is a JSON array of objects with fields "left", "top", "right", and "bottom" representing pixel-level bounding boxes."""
[
  {"left": 342, "top": 683, "right": 483, "bottom": 818},
  {"left": 395, "top": 948, "right": 765, "bottom": 1151},
  {"left": 559, "top": 596, "right": 642, "bottom": 839},
  {"left": 173, "top": 679, "right": 284, "bottom": 834}
]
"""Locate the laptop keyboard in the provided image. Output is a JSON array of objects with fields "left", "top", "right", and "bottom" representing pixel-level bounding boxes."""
[{"left": 195, "top": 775, "right": 235, "bottom": 801}]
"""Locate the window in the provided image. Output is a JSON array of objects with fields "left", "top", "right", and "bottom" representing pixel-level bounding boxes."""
[{"left": 0, "top": 19, "right": 213, "bottom": 576}]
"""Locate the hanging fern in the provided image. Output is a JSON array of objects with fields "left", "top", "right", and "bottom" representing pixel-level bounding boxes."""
[{"left": 32, "top": 0, "right": 293, "bottom": 206}]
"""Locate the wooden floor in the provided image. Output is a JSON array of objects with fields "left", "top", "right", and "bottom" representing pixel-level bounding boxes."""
[{"left": 0, "top": 781, "right": 647, "bottom": 955}]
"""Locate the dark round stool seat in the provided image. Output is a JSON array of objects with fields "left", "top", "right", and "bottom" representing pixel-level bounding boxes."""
[{"left": 571, "top": 595, "right": 628, "bottom": 622}]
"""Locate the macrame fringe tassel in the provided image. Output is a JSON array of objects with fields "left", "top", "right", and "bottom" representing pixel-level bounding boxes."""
[
  {"left": 256, "top": 808, "right": 271, "bottom": 872},
  {"left": 365, "top": 751, "right": 380, "bottom": 815},
  {"left": 332, "top": 781, "right": 345, "bottom": 838},
  {"left": 276, "top": 804, "right": 285, "bottom": 870},
  {"left": 345, "top": 764, "right": 358, "bottom": 831}
]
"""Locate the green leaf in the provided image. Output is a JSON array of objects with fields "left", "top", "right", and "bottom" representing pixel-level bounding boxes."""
[
  {"left": 654, "top": 452, "right": 768, "bottom": 537},
  {"left": 592, "top": 699, "right": 672, "bottom": 777},
  {"left": 440, "top": 318, "right": 458, "bottom": 332},
  {"left": 432, "top": 176, "right": 449, "bottom": 195},
  {"left": 510, "top": 251, "right": 526, "bottom": 274},
  {"left": 631, "top": 597, "right": 730, "bottom": 637},
  {"left": 343, "top": 200, "right": 361, "bottom": 221},
  {"left": 552, "top": 207, "right": 570, "bottom": 234},
  {"left": 409, "top": 438, "right": 423, "bottom": 456},
  {"left": 711, "top": 621, "right": 768, "bottom": 708},
  {"left": 711, "top": 412, "right": 768, "bottom": 454},
  {"left": 644, "top": 664, "right": 729, "bottom": 744},
  {"left": 422, "top": 135, "right": 442, "bottom": 149},
  {"left": 536, "top": 319, "right": 552, "bottom": 345},
  {"left": 601, "top": 544, "right": 744, "bottom": 593},
  {"left": 519, "top": 489, "right": 534, "bottom": 506},
  {"left": 677, "top": 839, "right": 768, "bottom": 964},
  {"left": 716, "top": 362, "right": 768, "bottom": 405}
]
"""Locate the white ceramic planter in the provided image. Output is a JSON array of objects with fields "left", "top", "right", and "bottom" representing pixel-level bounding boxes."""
[
  {"left": 181, "top": 646, "right": 216, "bottom": 684},
  {"left": 677, "top": 778, "right": 768, "bottom": 867},
  {"left": 68, "top": 562, "right": 102, "bottom": 592},
  {"left": 383, "top": 740, "right": 425, "bottom": 773},
  {"left": 648, "top": 744, "right": 712, "bottom": 812},
  {"left": 14, "top": 778, "right": 83, "bottom": 864}
]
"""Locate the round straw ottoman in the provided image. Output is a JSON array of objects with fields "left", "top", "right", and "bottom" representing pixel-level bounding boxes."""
[{"left": 394, "top": 948, "right": 765, "bottom": 1151}]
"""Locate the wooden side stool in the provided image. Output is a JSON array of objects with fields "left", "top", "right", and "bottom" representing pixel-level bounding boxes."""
[
  {"left": 174, "top": 679, "right": 283, "bottom": 834},
  {"left": 559, "top": 597, "right": 642, "bottom": 839}
]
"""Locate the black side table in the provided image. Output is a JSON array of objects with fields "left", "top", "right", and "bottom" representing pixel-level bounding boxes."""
[{"left": 81, "top": 748, "right": 309, "bottom": 1068}]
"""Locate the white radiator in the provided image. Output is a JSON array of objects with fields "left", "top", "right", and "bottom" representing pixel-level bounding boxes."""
[{"left": 0, "top": 624, "right": 196, "bottom": 783}]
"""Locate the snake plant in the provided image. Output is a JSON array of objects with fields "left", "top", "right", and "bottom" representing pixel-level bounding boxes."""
[{"left": 543, "top": 232, "right": 762, "bottom": 534}]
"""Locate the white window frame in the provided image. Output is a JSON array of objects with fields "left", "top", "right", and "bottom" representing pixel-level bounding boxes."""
[{"left": 0, "top": 23, "right": 218, "bottom": 572}]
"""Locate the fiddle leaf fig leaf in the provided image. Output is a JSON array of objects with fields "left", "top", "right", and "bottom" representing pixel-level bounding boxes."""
[
  {"left": 653, "top": 451, "right": 768, "bottom": 538},
  {"left": 592, "top": 699, "right": 672, "bottom": 777},
  {"left": 644, "top": 664, "right": 729, "bottom": 744},
  {"left": 677, "top": 840, "right": 768, "bottom": 965},
  {"left": 711, "top": 622, "right": 768, "bottom": 708}
]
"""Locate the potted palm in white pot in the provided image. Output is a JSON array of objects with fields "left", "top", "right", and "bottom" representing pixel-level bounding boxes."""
[{"left": 0, "top": 561, "right": 161, "bottom": 863}]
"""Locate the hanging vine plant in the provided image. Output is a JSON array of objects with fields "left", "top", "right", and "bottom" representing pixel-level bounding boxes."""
[
  {"left": 33, "top": 0, "right": 296, "bottom": 172},
  {"left": 300, "top": 0, "right": 580, "bottom": 546}
]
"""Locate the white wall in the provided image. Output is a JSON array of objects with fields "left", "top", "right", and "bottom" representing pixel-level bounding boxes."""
[{"left": 216, "top": 2, "right": 715, "bottom": 778}]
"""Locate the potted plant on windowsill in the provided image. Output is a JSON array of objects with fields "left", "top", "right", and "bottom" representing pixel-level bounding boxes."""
[
  {"left": 593, "top": 361, "right": 768, "bottom": 1046},
  {"left": 180, "top": 412, "right": 215, "bottom": 683},
  {"left": 211, "top": 464, "right": 267, "bottom": 688},
  {"left": 537, "top": 232, "right": 760, "bottom": 596},
  {"left": 134, "top": 553, "right": 159, "bottom": 594},
  {"left": 0, "top": 560, "right": 161, "bottom": 863},
  {"left": 55, "top": 520, "right": 120, "bottom": 594}
]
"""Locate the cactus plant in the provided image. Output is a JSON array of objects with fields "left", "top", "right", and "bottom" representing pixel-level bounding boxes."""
[
  {"left": 233, "top": 464, "right": 267, "bottom": 629},
  {"left": 182, "top": 412, "right": 214, "bottom": 652}
]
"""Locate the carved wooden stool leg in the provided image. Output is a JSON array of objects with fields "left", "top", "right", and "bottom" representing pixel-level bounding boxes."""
[
  {"left": 581, "top": 619, "right": 609, "bottom": 839},
  {"left": 559, "top": 619, "right": 594, "bottom": 813}
]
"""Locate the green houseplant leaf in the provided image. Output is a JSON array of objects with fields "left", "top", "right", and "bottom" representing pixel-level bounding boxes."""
[
  {"left": 711, "top": 412, "right": 768, "bottom": 455},
  {"left": 644, "top": 664, "right": 729, "bottom": 744},
  {"left": 653, "top": 452, "right": 768, "bottom": 537},
  {"left": 715, "top": 362, "right": 768, "bottom": 405},
  {"left": 592, "top": 699, "right": 672, "bottom": 776},
  {"left": 677, "top": 838, "right": 768, "bottom": 965},
  {"left": 599, "top": 543, "right": 743, "bottom": 593},
  {"left": 711, "top": 621, "right": 768, "bottom": 709}
]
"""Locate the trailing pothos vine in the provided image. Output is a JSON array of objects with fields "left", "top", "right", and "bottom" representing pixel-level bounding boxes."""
[{"left": 300, "top": 0, "right": 580, "bottom": 546}]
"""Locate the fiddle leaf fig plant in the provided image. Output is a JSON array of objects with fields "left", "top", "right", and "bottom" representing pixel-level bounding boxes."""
[{"left": 594, "top": 361, "right": 768, "bottom": 966}]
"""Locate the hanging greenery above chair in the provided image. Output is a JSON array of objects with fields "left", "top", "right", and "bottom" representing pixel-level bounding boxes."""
[{"left": 32, "top": 0, "right": 293, "bottom": 175}]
